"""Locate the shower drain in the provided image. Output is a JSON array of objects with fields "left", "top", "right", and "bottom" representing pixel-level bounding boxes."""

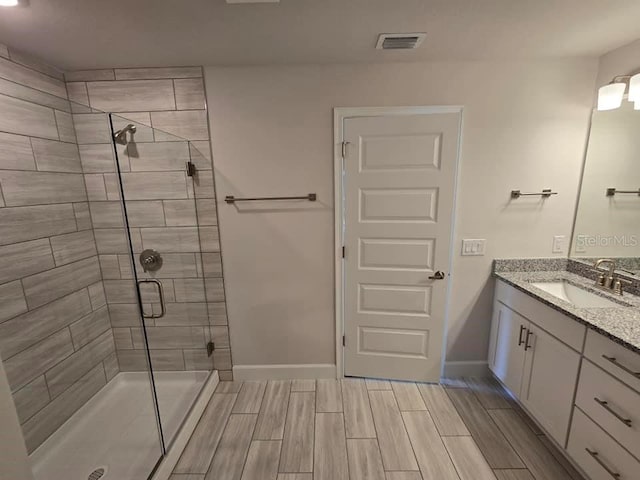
[{"left": 88, "top": 467, "right": 106, "bottom": 480}]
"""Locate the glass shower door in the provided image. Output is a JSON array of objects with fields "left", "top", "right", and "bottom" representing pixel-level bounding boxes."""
[
  {"left": 26, "top": 103, "right": 165, "bottom": 480},
  {"left": 108, "top": 112, "right": 215, "bottom": 451}
]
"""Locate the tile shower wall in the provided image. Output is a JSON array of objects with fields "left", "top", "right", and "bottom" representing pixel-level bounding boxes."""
[
  {"left": 0, "top": 44, "right": 116, "bottom": 453},
  {"left": 66, "top": 67, "right": 233, "bottom": 380}
]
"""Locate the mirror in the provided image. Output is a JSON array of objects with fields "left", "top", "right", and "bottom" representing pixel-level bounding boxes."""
[{"left": 571, "top": 100, "right": 640, "bottom": 274}]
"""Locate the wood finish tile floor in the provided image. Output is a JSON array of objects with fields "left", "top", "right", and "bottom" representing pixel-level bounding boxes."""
[{"left": 171, "top": 376, "right": 585, "bottom": 480}]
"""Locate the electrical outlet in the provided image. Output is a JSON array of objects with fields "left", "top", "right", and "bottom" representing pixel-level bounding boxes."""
[
  {"left": 462, "top": 239, "right": 486, "bottom": 256},
  {"left": 552, "top": 235, "right": 566, "bottom": 254}
]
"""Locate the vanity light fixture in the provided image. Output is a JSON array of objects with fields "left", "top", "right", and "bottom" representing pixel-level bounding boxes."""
[
  {"left": 597, "top": 73, "right": 640, "bottom": 111},
  {"left": 0, "top": 0, "right": 19, "bottom": 6},
  {"left": 597, "top": 82, "right": 626, "bottom": 111},
  {"left": 629, "top": 73, "right": 640, "bottom": 102}
]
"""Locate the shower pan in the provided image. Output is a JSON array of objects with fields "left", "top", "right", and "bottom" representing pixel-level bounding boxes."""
[{"left": 27, "top": 102, "right": 220, "bottom": 480}]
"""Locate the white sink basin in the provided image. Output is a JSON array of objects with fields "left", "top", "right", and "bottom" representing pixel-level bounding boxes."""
[{"left": 530, "top": 281, "right": 622, "bottom": 308}]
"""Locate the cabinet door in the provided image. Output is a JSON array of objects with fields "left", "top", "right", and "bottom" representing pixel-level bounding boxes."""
[
  {"left": 488, "top": 301, "right": 527, "bottom": 397},
  {"left": 520, "top": 323, "right": 581, "bottom": 446}
]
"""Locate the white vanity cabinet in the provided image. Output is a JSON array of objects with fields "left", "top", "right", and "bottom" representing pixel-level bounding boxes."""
[
  {"left": 490, "top": 278, "right": 640, "bottom": 480},
  {"left": 567, "top": 330, "right": 640, "bottom": 479},
  {"left": 488, "top": 301, "right": 527, "bottom": 395},
  {"left": 489, "top": 280, "right": 585, "bottom": 446},
  {"left": 519, "top": 322, "right": 582, "bottom": 445}
]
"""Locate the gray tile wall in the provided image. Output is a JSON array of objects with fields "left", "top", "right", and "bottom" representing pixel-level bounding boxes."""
[
  {"left": 66, "top": 66, "right": 232, "bottom": 381},
  {"left": 0, "top": 43, "right": 117, "bottom": 453}
]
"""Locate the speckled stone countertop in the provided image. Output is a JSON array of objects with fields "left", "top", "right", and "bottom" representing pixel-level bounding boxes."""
[{"left": 493, "top": 260, "right": 640, "bottom": 354}]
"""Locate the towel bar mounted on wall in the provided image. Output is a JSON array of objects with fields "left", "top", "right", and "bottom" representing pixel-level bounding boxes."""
[
  {"left": 606, "top": 187, "right": 640, "bottom": 197},
  {"left": 510, "top": 189, "right": 558, "bottom": 199},
  {"left": 225, "top": 193, "right": 317, "bottom": 204}
]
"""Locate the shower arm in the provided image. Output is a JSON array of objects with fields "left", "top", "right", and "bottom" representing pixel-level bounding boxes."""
[{"left": 113, "top": 124, "right": 137, "bottom": 144}]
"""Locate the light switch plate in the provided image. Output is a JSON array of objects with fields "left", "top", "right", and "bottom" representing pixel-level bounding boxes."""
[
  {"left": 552, "top": 235, "right": 566, "bottom": 254},
  {"left": 462, "top": 239, "right": 486, "bottom": 256},
  {"left": 574, "top": 236, "right": 586, "bottom": 253}
]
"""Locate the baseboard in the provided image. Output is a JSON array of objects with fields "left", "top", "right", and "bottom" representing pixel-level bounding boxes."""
[
  {"left": 233, "top": 364, "right": 337, "bottom": 380},
  {"left": 443, "top": 360, "right": 489, "bottom": 377},
  {"left": 152, "top": 370, "right": 219, "bottom": 480}
]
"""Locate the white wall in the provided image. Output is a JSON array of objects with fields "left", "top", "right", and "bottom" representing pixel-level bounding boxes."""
[
  {"left": 204, "top": 59, "right": 598, "bottom": 370},
  {"left": 596, "top": 38, "right": 640, "bottom": 87}
]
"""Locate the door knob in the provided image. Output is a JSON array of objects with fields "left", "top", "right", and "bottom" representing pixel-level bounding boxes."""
[{"left": 429, "top": 271, "right": 446, "bottom": 280}]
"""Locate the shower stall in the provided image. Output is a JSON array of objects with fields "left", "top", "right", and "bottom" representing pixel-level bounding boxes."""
[
  {"left": 0, "top": 48, "right": 228, "bottom": 480},
  {"left": 30, "top": 112, "right": 220, "bottom": 480}
]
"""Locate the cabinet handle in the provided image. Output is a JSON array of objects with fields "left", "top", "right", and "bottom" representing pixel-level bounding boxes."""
[
  {"left": 518, "top": 325, "right": 526, "bottom": 346},
  {"left": 585, "top": 448, "right": 621, "bottom": 479},
  {"left": 602, "top": 355, "right": 640, "bottom": 379},
  {"left": 524, "top": 330, "right": 534, "bottom": 351},
  {"left": 594, "top": 397, "right": 633, "bottom": 427}
]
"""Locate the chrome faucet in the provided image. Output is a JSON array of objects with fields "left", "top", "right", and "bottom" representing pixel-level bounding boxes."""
[
  {"left": 594, "top": 259, "right": 617, "bottom": 288},
  {"left": 593, "top": 259, "right": 630, "bottom": 295}
]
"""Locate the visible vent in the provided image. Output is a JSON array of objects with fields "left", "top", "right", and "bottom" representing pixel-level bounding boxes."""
[
  {"left": 88, "top": 467, "right": 106, "bottom": 480},
  {"left": 376, "top": 33, "right": 426, "bottom": 50}
]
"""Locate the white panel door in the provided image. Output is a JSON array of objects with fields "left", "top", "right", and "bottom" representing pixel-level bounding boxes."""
[{"left": 342, "top": 112, "right": 461, "bottom": 382}]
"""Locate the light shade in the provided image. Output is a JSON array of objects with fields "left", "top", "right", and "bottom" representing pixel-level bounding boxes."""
[
  {"left": 629, "top": 73, "right": 640, "bottom": 102},
  {"left": 0, "top": 0, "right": 18, "bottom": 6},
  {"left": 597, "top": 83, "right": 626, "bottom": 111}
]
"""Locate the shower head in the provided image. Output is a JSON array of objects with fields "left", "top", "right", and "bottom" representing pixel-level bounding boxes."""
[{"left": 113, "top": 124, "right": 137, "bottom": 145}]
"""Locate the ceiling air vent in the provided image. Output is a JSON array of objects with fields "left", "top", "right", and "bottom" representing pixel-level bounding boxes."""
[{"left": 376, "top": 33, "right": 426, "bottom": 50}]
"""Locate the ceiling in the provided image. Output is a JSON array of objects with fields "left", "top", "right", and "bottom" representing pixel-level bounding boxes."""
[{"left": 1, "top": 0, "right": 640, "bottom": 70}]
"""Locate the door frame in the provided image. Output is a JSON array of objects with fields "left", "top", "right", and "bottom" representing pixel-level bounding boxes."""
[{"left": 333, "top": 106, "right": 464, "bottom": 379}]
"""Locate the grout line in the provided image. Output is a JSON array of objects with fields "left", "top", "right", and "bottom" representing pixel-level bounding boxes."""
[
  {"left": 2, "top": 261, "right": 96, "bottom": 318},
  {"left": 51, "top": 106, "right": 62, "bottom": 142},
  {"left": 439, "top": 425, "right": 465, "bottom": 480},
  {"left": 5, "top": 50, "right": 65, "bottom": 83},
  {"left": 444, "top": 381, "right": 526, "bottom": 472},
  {"left": 84, "top": 82, "right": 93, "bottom": 109},
  {"left": 0, "top": 127, "right": 76, "bottom": 144},
  {"left": 0, "top": 166, "right": 85, "bottom": 175},
  {"left": 12, "top": 326, "right": 111, "bottom": 401},
  {"left": 12, "top": 374, "right": 52, "bottom": 425},
  {"left": 27, "top": 136, "right": 37, "bottom": 169},
  {"left": 277, "top": 380, "right": 295, "bottom": 472},
  {"left": 236, "top": 414, "right": 260, "bottom": 480},
  {"left": 311, "top": 387, "right": 317, "bottom": 475},
  {"left": 172, "top": 79, "right": 178, "bottom": 110},
  {"left": 0, "top": 72, "right": 69, "bottom": 104},
  {"left": 391, "top": 387, "right": 422, "bottom": 474},
  {"left": 340, "top": 405, "right": 350, "bottom": 480}
]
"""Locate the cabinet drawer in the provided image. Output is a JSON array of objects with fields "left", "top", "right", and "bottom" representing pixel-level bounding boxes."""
[
  {"left": 568, "top": 408, "right": 640, "bottom": 480},
  {"left": 576, "top": 359, "right": 640, "bottom": 460},
  {"left": 584, "top": 329, "right": 640, "bottom": 393},
  {"left": 495, "top": 280, "right": 586, "bottom": 351}
]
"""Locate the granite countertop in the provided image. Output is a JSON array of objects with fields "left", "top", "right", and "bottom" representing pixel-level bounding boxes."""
[{"left": 493, "top": 268, "right": 640, "bottom": 354}]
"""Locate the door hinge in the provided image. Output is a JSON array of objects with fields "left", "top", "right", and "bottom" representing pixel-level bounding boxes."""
[
  {"left": 342, "top": 246, "right": 345, "bottom": 258},
  {"left": 186, "top": 160, "right": 197, "bottom": 177},
  {"left": 206, "top": 341, "right": 215, "bottom": 357},
  {"left": 341, "top": 141, "right": 350, "bottom": 158},
  {"left": 342, "top": 335, "right": 346, "bottom": 347}
]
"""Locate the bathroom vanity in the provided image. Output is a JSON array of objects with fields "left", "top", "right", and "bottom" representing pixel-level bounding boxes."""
[
  {"left": 486, "top": 90, "right": 640, "bottom": 480},
  {"left": 489, "top": 261, "right": 640, "bottom": 480}
]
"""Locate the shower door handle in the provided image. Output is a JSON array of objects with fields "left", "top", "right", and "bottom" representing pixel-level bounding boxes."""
[{"left": 137, "top": 279, "right": 166, "bottom": 319}]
